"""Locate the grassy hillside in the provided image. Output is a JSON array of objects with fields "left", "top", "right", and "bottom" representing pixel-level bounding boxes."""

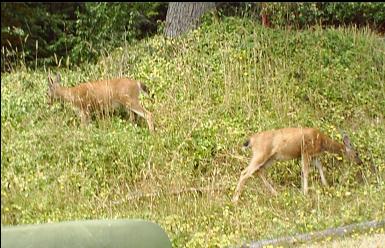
[{"left": 1, "top": 16, "right": 385, "bottom": 247}]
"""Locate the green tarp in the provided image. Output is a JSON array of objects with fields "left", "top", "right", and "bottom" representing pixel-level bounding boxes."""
[{"left": 1, "top": 219, "right": 172, "bottom": 248}]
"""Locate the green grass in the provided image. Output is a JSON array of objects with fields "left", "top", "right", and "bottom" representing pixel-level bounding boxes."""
[
  {"left": 299, "top": 233, "right": 385, "bottom": 248},
  {"left": 1, "top": 16, "right": 385, "bottom": 247}
]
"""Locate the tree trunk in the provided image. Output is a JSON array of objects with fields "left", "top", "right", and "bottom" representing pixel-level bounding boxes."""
[{"left": 164, "top": 2, "right": 216, "bottom": 38}]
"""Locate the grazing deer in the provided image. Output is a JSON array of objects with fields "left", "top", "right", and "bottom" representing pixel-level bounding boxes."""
[
  {"left": 232, "top": 127, "right": 363, "bottom": 202},
  {"left": 47, "top": 72, "right": 154, "bottom": 131}
]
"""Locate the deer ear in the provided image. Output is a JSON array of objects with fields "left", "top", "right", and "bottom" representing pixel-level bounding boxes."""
[
  {"left": 55, "top": 73, "right": 61, "bottom": 84},
  {"left": 48, "top": 74, "right": 54, "bottom": 87}
]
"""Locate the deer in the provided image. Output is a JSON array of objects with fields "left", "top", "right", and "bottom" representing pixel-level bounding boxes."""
[
  {"left": 232, "top": 127, "right": 363, "bottom": 203},
  {"left": 47, "top": 72, "right": 154, "bottom": 132}
]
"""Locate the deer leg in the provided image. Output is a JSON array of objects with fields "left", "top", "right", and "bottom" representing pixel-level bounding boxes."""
[
  {"left": 313, "top": 158, "right": 329, "bottom": 187},
  {"left": 257, "top": 167, "right": 277, "bottom": 196},
  {"left": 232, "top": 166, "right": 255, "bottom": 203},
  {"left": 126, "top": 102, "right": 154, "bottom": 132},
  {"left": 301, "top": 154, "right": 310, "bottom": 195},
  {"left": 128, "top": 111, "right": 136, "bottom": 123},
  {"left": 76, "top": 109, "right": 91, "bottom": 126},
  {"left": 103, "top": 104, "right": 114, "bottom": 120},
  {"left": 232, "top": 156, "right": 270, "bottom": 203}
]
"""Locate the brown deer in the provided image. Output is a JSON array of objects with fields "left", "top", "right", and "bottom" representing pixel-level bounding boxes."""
[
  {"left": 232, "top": 127, "right": 363, "bottom": 202},
  {"left": 47, "top": 72, "right": 154, "bottom": 131}
]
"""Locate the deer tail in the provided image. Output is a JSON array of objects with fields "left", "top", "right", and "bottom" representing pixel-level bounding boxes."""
[
  {"left": 243, "top": 138, "right": 251, "bottom": 148},
  {"left": 138, "top": 81, "right": 154, "bottom": 99},
  {"left": 138, "top": 82, "right": 149, "bottom": 95}
]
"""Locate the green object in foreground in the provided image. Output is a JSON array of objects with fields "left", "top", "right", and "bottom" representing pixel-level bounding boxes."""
[{"left": 1, "top": 219, "right": 172, "bottom": 248}]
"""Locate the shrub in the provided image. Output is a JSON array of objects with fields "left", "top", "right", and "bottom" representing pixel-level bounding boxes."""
[
  {"left": 263, "top": 3, "right": 385, "bottom": 30},
  {"left": 1, "top": 3, "right": 167, "bottom": 71}
]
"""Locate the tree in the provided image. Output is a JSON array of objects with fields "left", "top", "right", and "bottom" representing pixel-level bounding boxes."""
[{"left": 164, "top": 2, "right": 216, "bottom": 38}]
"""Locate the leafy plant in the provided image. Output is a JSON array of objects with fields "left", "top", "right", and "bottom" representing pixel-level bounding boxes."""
[
  {"left": 264, "top": 3, "right": 385, "bottom": 30},
  {"left": 72, "top": 2, "right": 167, "bottom": 64},
  {"left": 1, "top": 3, "right": 167, "bottom": 71},
  {"left": 1, "top": 16, "right": 384, "bottom": 247}
]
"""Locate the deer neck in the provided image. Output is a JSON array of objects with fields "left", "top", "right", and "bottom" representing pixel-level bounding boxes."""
[
  {"left": 322, "top": 136, "right": 345, "bottom": 155},
  {"left": 54, "top": 85, "right": 75, "bottom": 103}
]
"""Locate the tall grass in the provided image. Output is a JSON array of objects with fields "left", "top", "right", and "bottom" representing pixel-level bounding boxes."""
[{"left": 1, "top": 17, "right": 385, "bottom": 247}]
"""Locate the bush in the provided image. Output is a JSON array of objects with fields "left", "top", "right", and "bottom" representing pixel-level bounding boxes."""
[
  {"left": 1, "top": 3, "right": 82, "bottom": 71},
  {"left": 2, "top": 3, "right": 384, "bottom": 72},
  {"left": 72, "top": 2, "right": 167, "bottom": 64},
  {"left": 1, "top": 3, "right": 167, "bottom": 71},
  {"left": 263, "top": 3, "right": 385, "bottom": 30}
]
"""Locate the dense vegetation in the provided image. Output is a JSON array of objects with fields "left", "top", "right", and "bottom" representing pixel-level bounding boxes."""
[
  {"left": 2, "top": 15, "right": 384, "bottom": 247},
  {"left": 1, "top": 2, "right": 168, "bottom": 70},
  {"left": 2, "top": 2, "right": 384, "bottom": 71}
]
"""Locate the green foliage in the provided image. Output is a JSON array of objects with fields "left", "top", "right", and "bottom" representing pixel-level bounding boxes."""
[
  {"left": 2, "top": 16, "right": 385, "bottom": 247},
  {"left": 2, "top": 3, "right": 385, "bottom": 72},
  {"left": 1, "top": 3, "right": 167, "bottom": 71},
  {"left": 72, "top": 2, "right": 167, "bottom": 64},
  {"left": 264, "top": 3, "right": 385, "bottom": 30},
  {"left": 1, "top": 3, "right": 82, "bottom": 71}
]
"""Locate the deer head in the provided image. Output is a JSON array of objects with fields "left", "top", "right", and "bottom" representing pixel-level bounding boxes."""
[
  {"left": 343, "top": 135, "right": 363, "bottom": 165},
  {"left": 47, "top": 72, "right": 62, "bottom": 106}
]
